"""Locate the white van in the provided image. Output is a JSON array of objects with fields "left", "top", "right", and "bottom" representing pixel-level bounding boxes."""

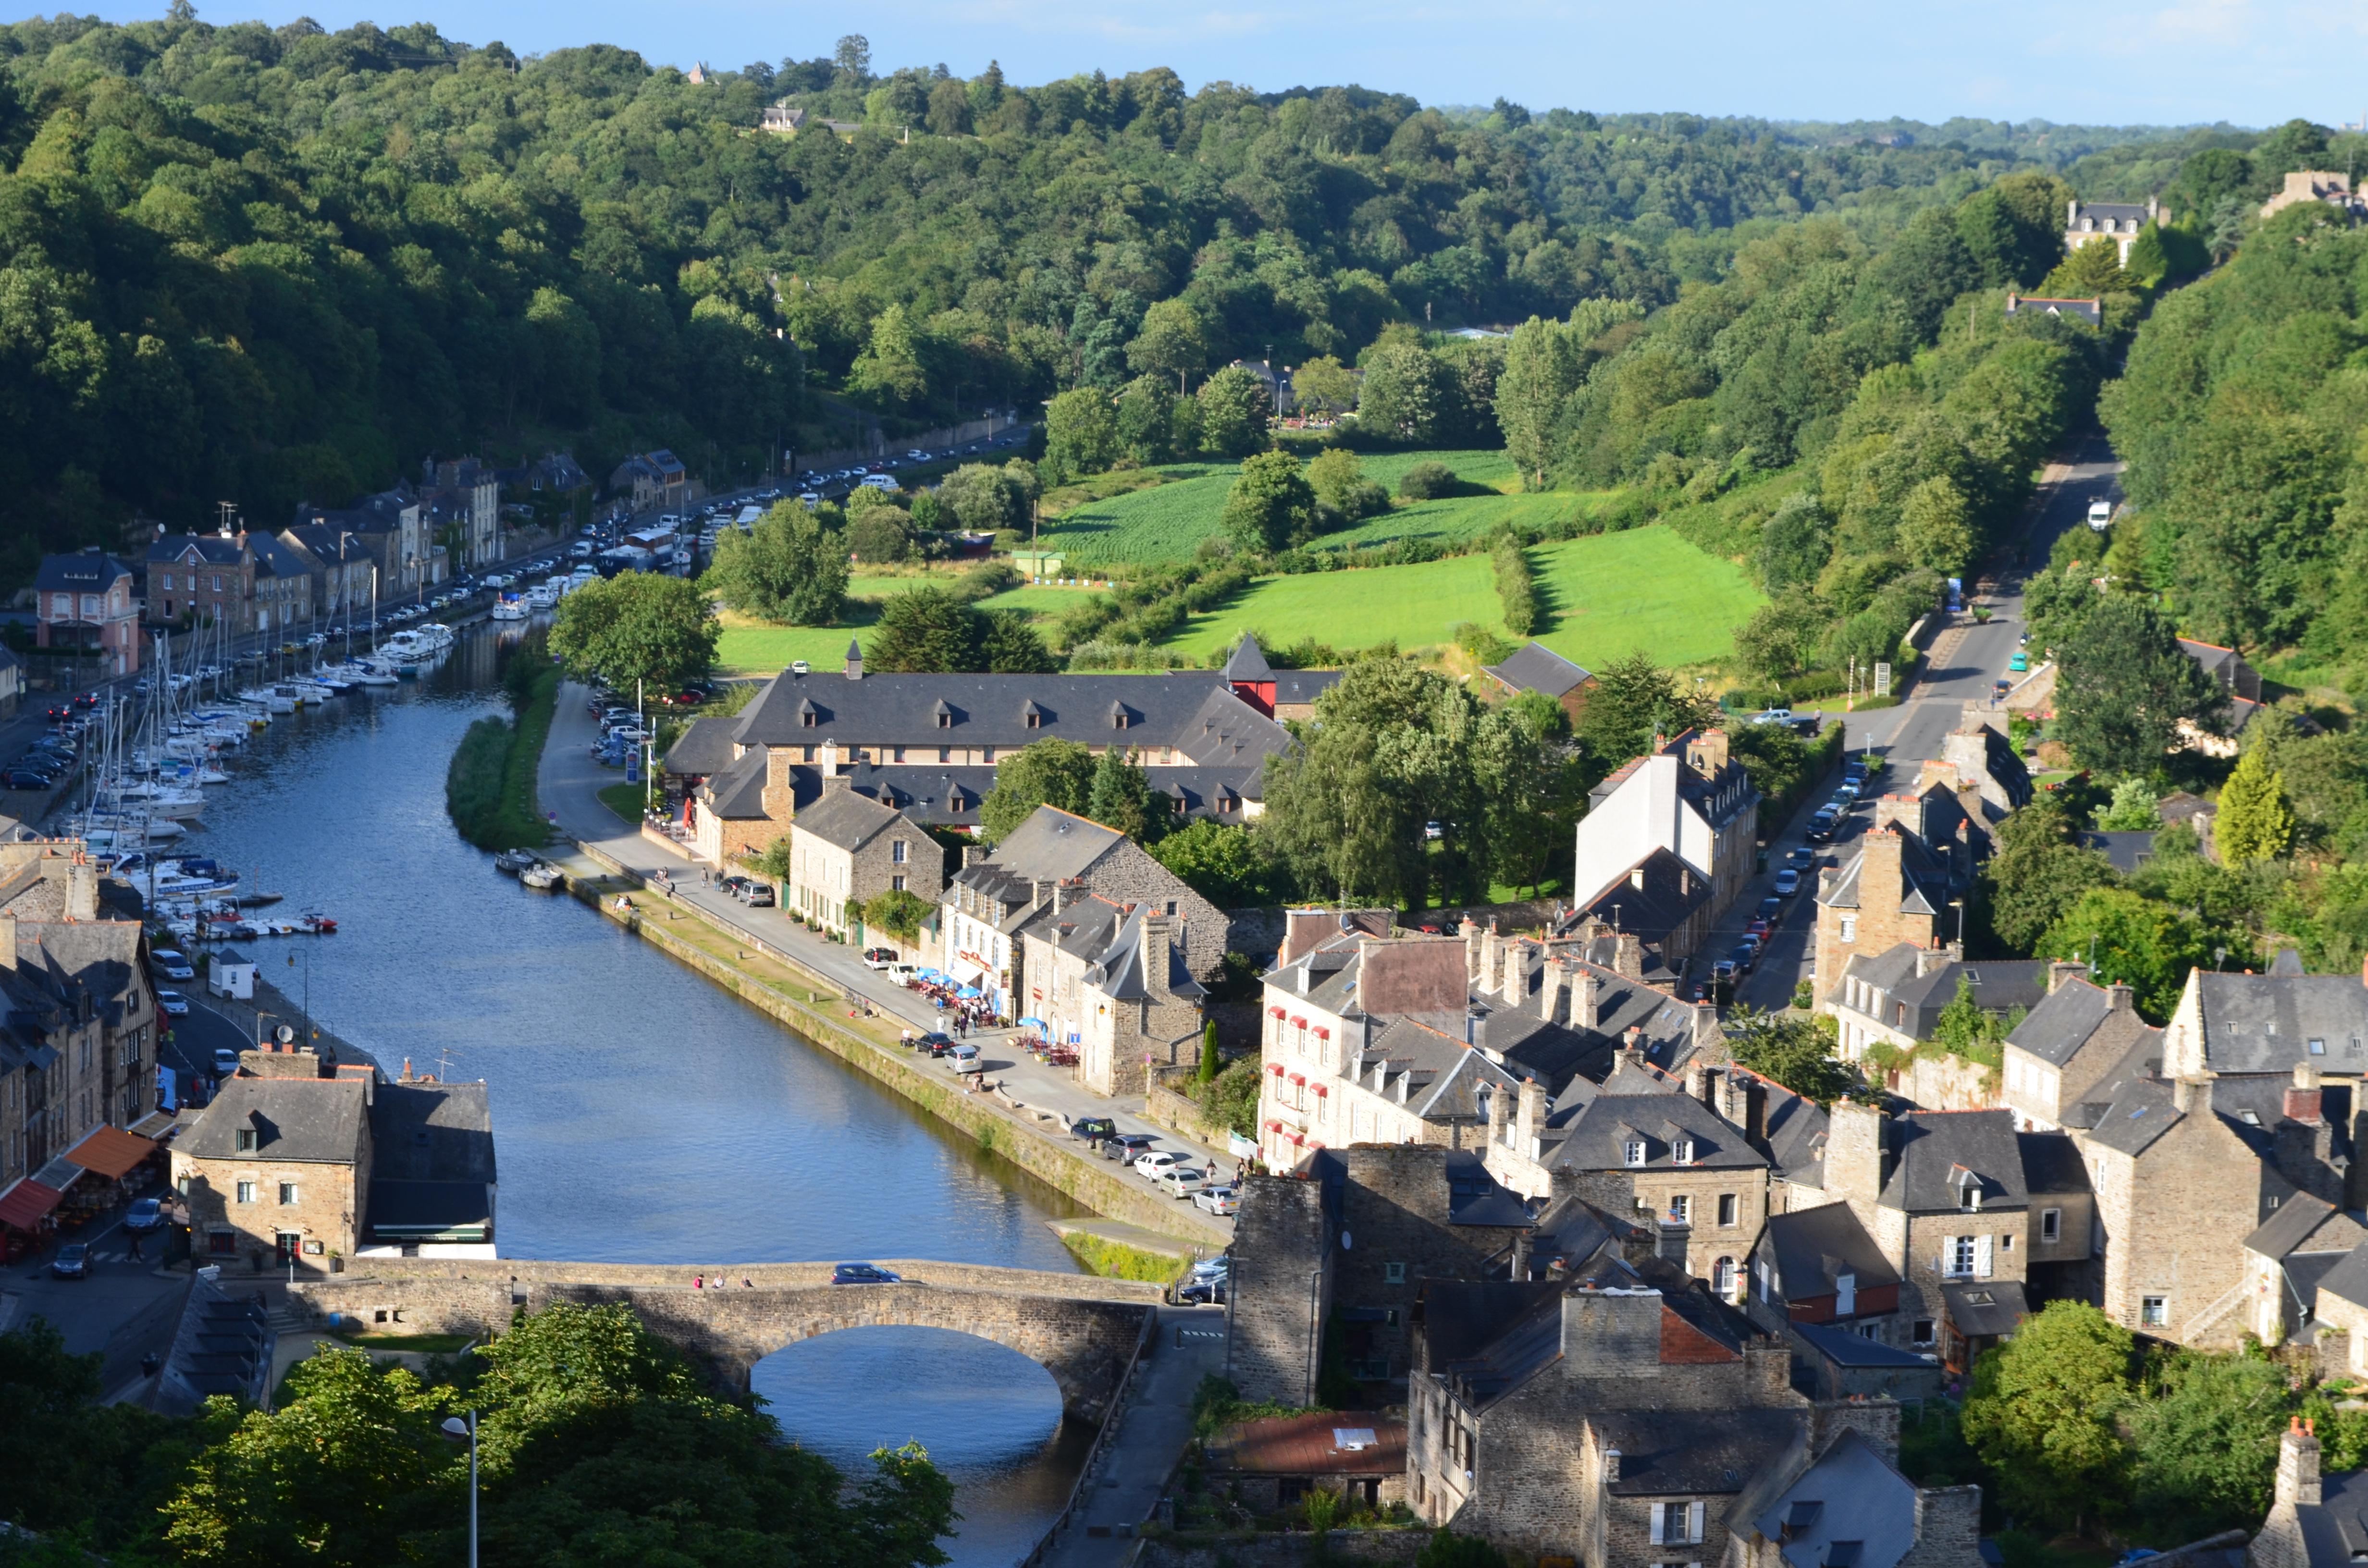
[{"left": 2087, "top": 499, "right": 2114, "bottom": 532}]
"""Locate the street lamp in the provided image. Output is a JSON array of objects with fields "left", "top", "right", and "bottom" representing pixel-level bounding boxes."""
[{"left": 441, "top": 1412, "right": 479, "bottom": 1568}]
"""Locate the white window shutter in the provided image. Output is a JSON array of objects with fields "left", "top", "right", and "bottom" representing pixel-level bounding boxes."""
[
  {"left": 1975, "top": 1235, "right": 1994, "bottom": 1278},
  {"left": 1650, "top": 1506, "right": 1665, "bottom": 1545},
  {"left": 1689, "top": 1501, "right": 1706, "bottom": 1543}
]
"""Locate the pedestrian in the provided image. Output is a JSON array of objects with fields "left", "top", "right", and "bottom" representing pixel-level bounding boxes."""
[{"left": 694, "top": 1275, "right": 704, "bottom": 1289}]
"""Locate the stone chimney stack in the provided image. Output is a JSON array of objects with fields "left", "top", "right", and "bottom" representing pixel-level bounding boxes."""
[
  {"left": 2107, "top": 983, "right": 2135, "bottom": 1012},
  {"left": 1516, "top": 1077, "right": 1544, "bottom": 1153},
  {"left": 1575, "top": 968, "right": 1604, "bottom": 1031},
  {"left": 2048, "top": 960, "right": 2089, "bottom": 994},
  {"left": 1825, "top": 1097, "right": 1887, "bottom": 1225},
  {"left": 1690, "top": 1003, "right": 1722, "bottom": 1064},
  {"left": 1613, "top": 932, "right": 1645, "bottom": 980},
  {"left": 2278, "top": 1417, "right": 2324, "bottom": 1508},
  {"left": 1461, "top": 917, "right": 1483, "bottom": 980},
  {"left": 962, "top": 845, "right": 986, "bottom": 869},
  {"left": 2289, "top": 1062, "right": 2325, "bottom": 1125},
  {"left": 1539, "top": 962, "right": 1569, "bottom": 1026}
]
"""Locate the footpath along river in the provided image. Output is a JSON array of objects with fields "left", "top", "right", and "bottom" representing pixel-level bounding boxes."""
[{"left": 173, "top": 626, "right": 1093, "bottom": 1565}]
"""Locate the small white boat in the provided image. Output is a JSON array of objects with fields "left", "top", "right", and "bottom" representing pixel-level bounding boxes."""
[
  {"left": 490, "top": 598, "right": 528, "bottom": 622},
  {"left": 239, "top": 687, "right": 295, "bottom": 714},
  {"left": 520, "top": 863, "right": 564, "bottom": 890},
  {"left": 271, "top": 683, "right": 311, "bottom": 708}
]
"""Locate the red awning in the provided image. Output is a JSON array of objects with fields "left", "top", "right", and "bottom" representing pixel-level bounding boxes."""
[
  {"left": 1268, "top": 1062, "right": 1285, "bottom": 1076},
  {"left": 1290, "top": 1016, "right": 1307, "bottom": 1029},
  {"left": 1314, "top": 1026, "right": 1330, "bottom": 1039},
  {"left": 0, "top": 1180, "right": 62, "bottom": 1233},
  {"left": 1315, "top": 1084, "right": 1329, "bottom": 1097},
  {"left": 1289, "top": 1073, "right": 1307, "bottom": 1086},
  {"left": 1287, "top": 1131, "right": 1306, "bottom": 1146},
  {"left": 1268, "top": 1005, "right": 1286, "bottom": 1018},
  {"left": 65, "top": 1126, "right": 157, "bottom": 1181}
]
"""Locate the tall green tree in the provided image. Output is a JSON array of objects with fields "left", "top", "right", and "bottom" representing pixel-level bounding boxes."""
[
  {"left": 550, "top": 572, "right": 720, "bottom": 693},
  {"left": 1221, "top": 451, "right": 1316, "bottom": 553},
  {"left": 1961, "top": 1300, "right": 2133, "bottom": 1531},
  {"left": 1495, "top": 316, "right": 1587, "bottom": 490},
  {"left": 1725, "top": 1008, "right": 1853, "bottom": 1104},
  {"left": 704, "top": 502, "right": 851, "bottom": 625},
  {"left": 1150, "top": 820, "right": 1284, "bottom": 906},
  {"left": 1045, "top": 387, "right": 1122, "bottom": 482},
  {"left": 979, "top": 738, "right": 1097, "bottom": 839},
  {"left": 2216, "top": 746, "right": 2297, "bottom": 864},
  {"left": 2053, "top": 594, "right": 2223, "bottom": 777},
  {"left": 1357, "top": 343, "right": 1451, "bottom": 444},
  {"left": 1085, "top": 746, "right": 1163, "bottom": 841},
  {"left": 1196, "top": 367, "right": 1272, "bottom": 458},
  {"left": 1981, "top": 796, "right": 2117, "bottom": 954},
  {"left": 2038, "top": 886, "right": 2214, "bottom": 1020},
  {"left": 866, "top": 586, "right": 981, "bottom": 674},
  {"left": 1573, "top": 651, "right": 1719, "bottom": 774},
  {"left": 1126, "top": 298, "right": 1208, "bottom": 388}
]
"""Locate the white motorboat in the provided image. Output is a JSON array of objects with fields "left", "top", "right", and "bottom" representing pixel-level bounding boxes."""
[
  {"left": 490, "top": 597, "right": 528, "bottom": 621},
  {"left": 271, "top": 683, "right": 312, "bottom": 708},
  {"left": 333, "top": 661, "right": 400, "bottom": 686},
  {"left": 239, "top": 687, "right": 295, "bottom": 714}
]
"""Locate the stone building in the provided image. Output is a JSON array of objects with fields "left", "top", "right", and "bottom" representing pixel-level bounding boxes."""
[
  {"left": 2260, "top": 169, "right": 2368, "bottom": 224},
  {"left": 2241, "top": 1194, "right": 2367, "bottom": 1347},
  {"left": 1722, "top": 1425, "right": 1983, "bottom": 1568},
  {"left": 278, "top": 525, "right": 378, "bottom": 623},
  {"left": 783, "top": 782, "right": 942, "bottom": 939},
  {"left": 1572, "top": 729, "right": 1760, "bottom": 956},
  {"left": 1830, "top": 944, "right": 2047, "bottom": 1064},
  {"left": 1016, "top": 894, "right": 1205, "bottom": 1097},
  {"left": 2249, "top": 1419, "right": 2367, "bottom": 1568},
  {"left": 2159, "top": 966, "right": 2368, "bottom": 1087},
  {"left": 2062, "top": 196, "right": 2163, "bottom": 264},
  {"left": 1748, "top": 1201, "right": 1904, "bottom": 1337},
  {"left": 2000, "top": 965, "right": 2156, "bottom": 1131},
  {"left": 1813, "top": 786, "right": 1992, "bottom": 1023},
  {"left": 33, "top": 552, "right": 141, "bottom": 677},
  {"left": 937, "top": 805, "right": 1221, "bottom": 1023},
  {"left": 1480, "top": 642, "right": 1596, "bottom": 725}
]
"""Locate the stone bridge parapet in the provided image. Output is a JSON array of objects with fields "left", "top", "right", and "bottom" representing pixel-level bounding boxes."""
[{"left": 290, "top": 1258, "right": 1159, "bottom": 1421}]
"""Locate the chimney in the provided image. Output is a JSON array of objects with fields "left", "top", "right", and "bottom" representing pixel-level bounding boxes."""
[
  {"left": 1480, "top": 926, "right": 1503, "bottom": 992},
  {"left": 1462, "top": 917, "right": 1484, "bottom": 980},
  {"left": 1691, "top": 1003, "right": 1722, "bottom": 1064},
  {"left": 1141, "top": 914, "right": 1177, "bottom": 1003},
  {"left": 2278, "top": 1417, "right": 2324, "bottom": 1508},
  {"left": 1539, "top": 962, "right": 1570, "bottom": 1025},
  {"left": 1860, "top": 830, "right": 1907, "bottom": 920},
  {"left": 1554, "top": 966, "right": 1594, "bottom": 1031},
  {"left": 0, "top": 911, "right": 13, "bottom": 971},
  {"left": 1686, "top": 729, "right": 1729, "bottom": 779},
  {"left": 2047, "top": 960, "right": 2088, "bottom": 994},
  {"left": 844, "top": 637, "right": 863, "bottom": 680},
  {"left": 1685, "top": 1058, "right": 1710, "bottom": 1104},
  {"left": 1825, "top": 1097, "right": 1887, "bottom": 1218},
  {"left": 1613, "top": 931, "right": 1644, "bottom": 980},
  {"left": 962, "top": 845, "right": 985, "bottom": 869},
  {"left": 2107, "top": 983, "right": 2134, "bottom": 1012},
  {"left": 2288, "top": 1062, "right": 2325, "bottom": 1126},
  {"left": 1283, "top": 908, "right": 1341, "bottom": 968},
  {"left": 1516, "top": 1077, "right": 1544, "bottom": 1154},
  {"left": 1623, "top": 1023, "right": 1643, "bottom": 1054},
  {"left": 2171, "top": 1077, "right": 2196, "bottom": 1114}
]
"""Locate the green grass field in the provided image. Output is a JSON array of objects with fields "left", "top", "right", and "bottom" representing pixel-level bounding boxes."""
[
  {"left": 1038, "top": 449, "right": 1522, "bottom": 567},
  {"left": 1157, "top": 527, "right": 1764, "bottom": 667}
]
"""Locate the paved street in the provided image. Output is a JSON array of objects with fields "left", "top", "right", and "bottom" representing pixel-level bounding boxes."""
[
  {"left": 1716, "top": 432, "right": 2123, "bottom": 1012},
  {"left": 1045, "top": 1306, "right": 1228, "bottom": 1568},
  {"left": 535, "top": 684, "right": 1243, "bottom": 1225}
]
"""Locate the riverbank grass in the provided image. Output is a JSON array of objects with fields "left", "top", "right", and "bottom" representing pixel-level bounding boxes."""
[
  {"left": 446, "top": 660, "right": 560, "bottom": 850},
  {"left": 1056, "top": 1226, "right": 1195, "bottom": 1286},
  {"left": 598, "top": 783, "right": 644, "bottom": 823}
]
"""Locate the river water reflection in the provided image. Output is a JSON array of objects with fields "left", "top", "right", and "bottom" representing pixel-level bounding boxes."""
[{"left": 173, "top": 628, "right": 1088, "bottom": 1563}]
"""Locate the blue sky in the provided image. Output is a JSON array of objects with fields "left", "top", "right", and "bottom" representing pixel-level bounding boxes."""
[{"left": 75, "top": 0, "right": 2368, "bottom": 126}]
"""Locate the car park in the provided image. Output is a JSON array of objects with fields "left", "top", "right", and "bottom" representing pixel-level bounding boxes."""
[
  {"left": 831, "top": 1262, "right": 902, "bottom": 1285},
  {"left": 1193, "top": 1184, "right": 1239, "bottom": 1216},
  {"left": 1156, "top": 1166, "right": 1209, "bottom": 1199},
  {"left": 50, "top": 1243, "right": 88, "bottom": 1280},
  {"left": 157, "top": 989, "right": 190, "bottom": 1016}
]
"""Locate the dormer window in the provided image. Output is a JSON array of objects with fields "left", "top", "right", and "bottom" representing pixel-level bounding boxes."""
[
  {"left": 798, "top": 699, "right": 818, "bottom": 728},
  {"left": 1671, "top": 1138, "right": 1695, "bottom": 1166},
  {"left": 235, "top": 1128, "right": 257, "bottom": 1152},
  {"left": 935, "top": 701, "right": 954, "bottom": 729},
  {"left": 1110, "top": 701, "right": 1132, "bottom": 730},
  {"left": 1624, "top": 1139, "right": 1647, "bottom": 1167},
  {"left": 1023, "top": 700, "right": 1044, "bottom": 730}
]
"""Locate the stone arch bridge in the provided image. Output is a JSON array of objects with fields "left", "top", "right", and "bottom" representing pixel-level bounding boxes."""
[{"left": 289, "top": 1258, "right": 1162, "bottom": 1421}]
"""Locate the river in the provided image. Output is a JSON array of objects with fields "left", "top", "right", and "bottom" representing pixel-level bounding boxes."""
[{"left": 167, "top": 627, "right": 1091, "bottom": 1565}]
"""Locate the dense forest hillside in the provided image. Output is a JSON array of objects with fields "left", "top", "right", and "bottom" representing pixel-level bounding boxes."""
[{"left": 0, "top": 12, "right": 2346, "bottom": 591}]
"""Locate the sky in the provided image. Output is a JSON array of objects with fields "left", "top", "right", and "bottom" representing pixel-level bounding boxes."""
[{"left": 67, "top": 0, "right": 2368, "bottom": 127}]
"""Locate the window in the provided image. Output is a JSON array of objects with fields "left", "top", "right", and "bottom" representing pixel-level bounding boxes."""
[
  {"left": 235, "top": 1181, "right": 257, "bottom": 1204},
  {"left": 278, "top": 1182, "right": 299, "bottom": 1205},
  {"left": 1839, "top": 916, "right": 1857, "bottom": 943},
  {"left": 1717, "top": 1193, "right": 1738, "bottom": 1227},
  {"left": 891, "top": 875, "right": 907, "bottom": 892},
  {"left": 2041, "top": 1208, "right": 2061, "bottom": 1243},
  {"left": 1712, "top": 1257, "right": 1736, "bottom": 1296},
  {"left": 1912, "top": 1318, "right": 1936, "bottom": 1345},
  {"left": 2142, "top": 1296, "right": 2169, "bottom": 1327},
  {"left": 892, "top": 747, "right": 906, "bottom": 763},
  {"left": 939, "top": 747, "right": 952, "bottom": 763},
  {"left": 892, "top": 840, "right": 908, "bottom": 864},
  {"left": 802, "top": 745, "right": 817, "bottom": 762},
  {"left": 208, "top": 1230, "right": 236, "bottom": 1256},
  {"left": 1384, "top": 1262, "right": 1407, "bottom": 1284},
  {"left": 1948, "top": 1235, "right": 1976, "bottom": 1276},
  {"left": 1649, "top": 1502, "right": 1705, "bottom": 1545},
  {"left": 235, "top": 1129, "right": 257, "bottom": 1152},
  {"left": 983, "top": 748, "right": 996, "bottom": 763},
  {"left": 1671, "top": 1138, "right": 1695, "bottom": 1166},
  {"left": 1668, "top": 1194, "right": 1691, "bottom": 1224},
  {"left": 1624, "top": 1139, "right": 1648, "bottom": 1167}
]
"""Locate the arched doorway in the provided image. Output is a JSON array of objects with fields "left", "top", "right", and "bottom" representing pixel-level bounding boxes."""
[{"left": 752, "top": 1324, "right": 1090, "bottom": 1567}]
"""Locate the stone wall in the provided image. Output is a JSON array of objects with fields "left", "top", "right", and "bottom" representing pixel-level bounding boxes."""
[
  {"left": 289, "top": 1253, "right": 1163, "bottom": 1298},
  {"left": 1228, "top": 1176, "right": 1332, "bottom": 1404},
  {"left": 1147, "top": 1068, "right": 1226, "bottom": 1149},
  {"left": 1079, "top": 837, "right": 1228, "bottom": 983}
]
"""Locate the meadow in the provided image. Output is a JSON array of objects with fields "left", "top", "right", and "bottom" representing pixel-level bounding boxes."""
[{"left": 1156, "top": 527, "right": 1764, "bottom": 669}]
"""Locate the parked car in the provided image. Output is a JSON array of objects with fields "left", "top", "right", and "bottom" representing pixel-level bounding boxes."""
[
  {"left": 790, "top": 661, "right": 811, "bottom": 675},
  {"left": 156, "top": 989, "right": 190, "bottom": 1017},
  {"left": 915, "top": 1032, "right": 955, "bottom": 1055},
  {"left": 1711, "top": 958, "right": 1738, "bottom": 987},
  {"left": 1102, "top": 1132, "right": 1157, "bottom": 1162},
  {"left": 2009, "top": 652, "right": 2029, "bottom": 673},
  {"left": 1806, "top": 812, "right": 1836, "bottom": 844},
  {"left": 1747, "top": 917, "right": 1771, "bottom": 940},
  {"left": 861, "top": 948, "right": 898, "bottom": 969},
  {"left": 720, "top": 874, "right": 752, "bottom": 899},
  {"left": 2087, "top": 498, "right": 2114, "bottom": 532},
  {"left": 1176, "top": 1276, "right": 1228, "bottom": 1305},
  {"left": 1748, "top": 708, "right": 1795, "bottom": 725},
  {"left": 1193, "top": 1185, "right": 1240, "bottom": 1216},
  {"left": 1156, "top": 1166, "right": 1208, "bottom": 1199},
  {"left": 1773, "top": 869, "right": 1801, "bottom": 897},
  {"left": 1134, "top": 1150, "right": 1188, "bottom": 1180},
  {"left": 124, "top": 1198, "right": 164, "bottom": 1232},
  {"left": 743, "top": 883, "right": 774, "bottom": 907},
  {"left": 1072, "top": 1116, "right": 1117, "bottom": 1143},
  {"left": 1730, "top": 941, "right": 1760, "bottom": 973},
  {"left": 50, "top": 1243, "right": 88, "bottom": 1280},
  {"left": 831, "top": 1262, "right": 902, "bottom": 1285},
  {"left": 152, "top": 952, "right": 195, "bottom": 982},
  {"left": 1, "top": 770, "right": 56, "bottom": 791},
  {"left": 213, "top": 1046, "right": 241, "bottom": 1075},
  {"left": 948, "top": 1044, "right": 983, "bottom": 1074}
]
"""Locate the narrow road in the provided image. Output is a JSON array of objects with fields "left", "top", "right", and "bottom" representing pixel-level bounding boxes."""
[
  {"left": 533, "top": 683, "right": 1242, "bottom": 1227},
  {"left": 1721, "top": 432, "right": 2123, "bottom": 1012}
]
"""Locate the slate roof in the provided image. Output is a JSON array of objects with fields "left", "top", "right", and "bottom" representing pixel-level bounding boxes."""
[
  {"left": 2059, "top": 1031, "right": 2167, "bottom": 1130},
  {"left": 1787, "top": 1322, "right": 1936, "bottom": 1375},
  {"left": 369, "top": 1081, "right": 495, "bottom": 1184},
  {"left": 149, "top": 534, "right": 249, "bottom": 566},
  {"left": 1086, "top": 905, "right": 1207, "bottom": 1004},
  {"left": 663, "top": 716, "right": 740, "bottom": 777},
  {"left": 1543, "top": 1080, "right": 1767, "bottom": 1176},
  {"left": 2194, "top": 973, "right": 2368, "bottom": 1075},
  {"left": 2317, "top": 1239, "right": 2368, "bottom": 1314},
  {"left": 2290, "top": 1465, "right": 2368, "bottom": 1568},
  {"left": 2077, "top": 831, "right": 2158, "bottom": 873},
  {"left": 2016, "top": 1130, "right": 2091, "bottom": 1197},
  {"left": 1750, "top": 1428, "right": 1922, "bottom": 1568},
  {"left": 1878, "top": 1110, "right": 2027, "bottom": 1212},
  {"left": 35, "top": 553, "right": 133, "bottom": 594},
  {"left": 1483, "top": 642, "right": 1592, "bottom": 701},
  {"left": 1763, "top": 1202, "right": 1899, "bottom": 1299},
  {"left": 790, "top": 786, "right": 907, "bottom": 854},
  {"left": 2008, "top": 976, "right": 2142, "bottom": 1068},
  {"left": 1840, "top": 948, "right": 2046, "bottom": 1041},
  {"left": 1574, "top": 846, "right": 1711, "bottom": 945},
  {"left": 246, "top": 531, "right": 311, "bottom": 583},
  {"left": 180, "top": 1076, "right": 369, "bottom": 1164},
  {"left": 1595, "top": 1407, "right": 1803, "bottom": 1496},
  {"left": 1221, "top": 637, "right": 1272, "bottom": 681},
  {"left": 1764, "top": 1081, "right": 1831, "bottom": 1188},
  {"left": 702, "top": 746, "right": 774, "bottom": 819},
  {"left": 2249, "top": 1193, "right": 2345, "bottom": 1261},
  {"left": 972, "top": 805, "right": 1124, "bottom": 881},
  {"left": 2081, "top": 1074, "right": 2183, "bottom": 1155},
  {"left": 1940, "top": 1280, "right": 2028, "bottom": 1337}
]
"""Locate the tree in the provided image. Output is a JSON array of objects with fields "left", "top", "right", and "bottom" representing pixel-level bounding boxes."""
[
  {"left": 1085, "top": 746, "right": 1163, "bottom": 841},
  {"left": 833, "top": 33, "right": 871, "bottom": 76},
  {"left": 2038, "top": 887, "right": 2214, "bottom": 1021},
  {"left": 1982, "top": 796, "right": 2118, "bottom": 954},
  {"left": 550, "top": 571, "right": 719, "bottom": 694},
  {"left": 1496, "top": 316, "right": 1586, "bottom": 489},
  {"left": 937, "top": 462, "right": 1030, "bottom": 533},
  {"left": 1044, "top": 387, "right": 1121, "bottom": 482},
  {"left": 848, "top": 303, "right": 931, "bottom": 411},
  {"left": 1196, "top": 1057, "right": 1263, "bottom": 1139},
  {"left": 925, "top": 78, "right": 970, "bottom": 136},
  {"left": 2127, "top": 1352, "right": 2291, "bottom": 1540},
  {"left": 977, "top": 608, "right": 1058, "bottom": 673},
  {"left": 1114, "top": 375, "right": 1179, "bottom": 465},
  {"left": 1357, "top": 343, "right": 1449, "bottom": 444},
  {"left": 1757, "top": 492, "right": 1831, "bottom": 595},
  {"left": 979, "top": 737, "right": 1096, "bottom": 839},
  {"left": 2216, "top": 746, "right": 2297, "bottom": 863},
  {"left": 2053, "top": 594, "right": 2223, "bottom": 777},
  {"left": 859, "top": 888, "right": 932, "bottom": 941},
  {"left": 703, "top": 502, "right": 850, "bottom": 625},
  {"left": 847, "top": 503, "right": 912, "bottom": 565},
  {"left": 2097, "top": 776, "right": 2161, "bottom": 832},
  {"left": 1897, "top": 475, "right": 1974, "bottom": 578},
  {"left": 1724, "top": 1008, "right": 1854, "bottom": 1104},
  {"left": 1292, "top": 355, "right": 1359, "bottom": 415},
  {"left": 1306, "top": 447, "right": 1388, "bottom": 526},
  {"left": 2038, "top": 236, "right": 2136, "bottom": 297},
  {"left": 1929, "top": 977, "right": 2015, "bottom": 1060},
  {"left": 1961, "top": 1300, "right": 2133, "bottom": 1531},
  {"left": 866, "top": 586, "right": 981, "bottom": 674},
  {"left": 0, "top": 1320, "right": 186, "bottom": 1554},
  {"left": 1150, "top": 819, "right": 1282, "bottom": 906},
  {"left": 1196, "top": 366, "right": 1272, "bottom": 458},
  {"left": 1574, "top": 651, "right": 1719, "bottom": 775},
  {"left": 1126, "top": 298, "right": 1207, "bottom": 387},
  {"left": 1221, "top": 451, "right": 1316, "bottom": 554}
]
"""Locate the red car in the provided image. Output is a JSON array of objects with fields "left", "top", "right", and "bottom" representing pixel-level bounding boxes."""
[{"left": 1747, "top": 917, "right": 1771, "bottom": 939}]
